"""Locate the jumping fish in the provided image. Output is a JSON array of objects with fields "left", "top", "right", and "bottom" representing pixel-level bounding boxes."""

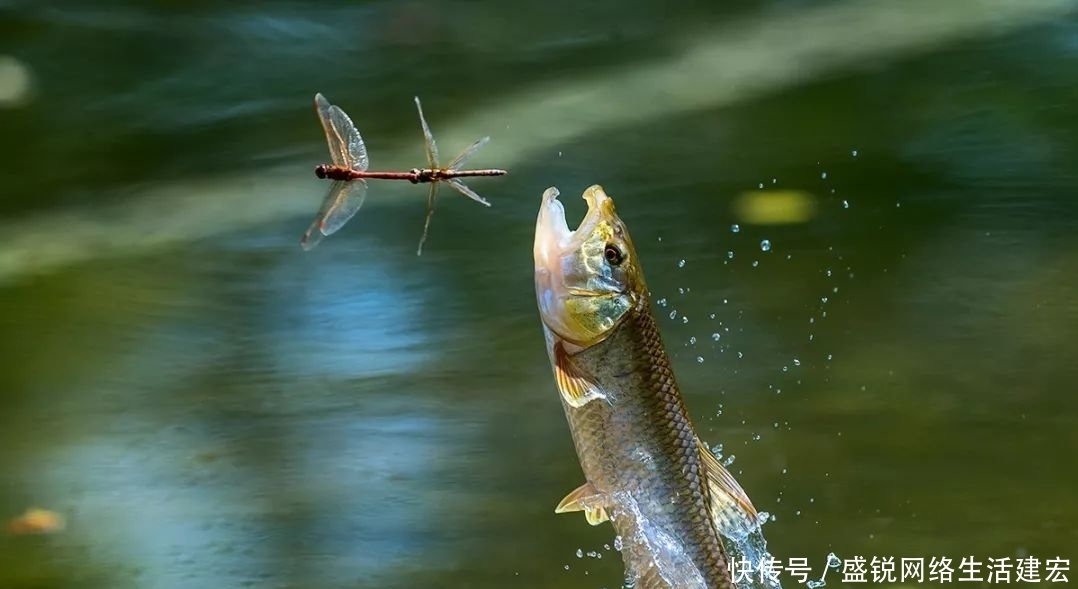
[{"left": 533, "top": 185, "right": 771, "bottom": 589}]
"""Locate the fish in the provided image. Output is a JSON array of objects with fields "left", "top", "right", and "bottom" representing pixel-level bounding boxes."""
[{"left": 533, "top": 185, "right": 768, "bottom": 589}]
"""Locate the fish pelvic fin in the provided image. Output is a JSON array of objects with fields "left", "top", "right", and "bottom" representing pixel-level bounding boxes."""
[
  {"left": 697, "top": 437, "right": 759, "bottom": 537},
  {"left": 555, "top": 482, "right": 610, "bottom": 526},
  {"left": 553, "top": 342, "right": 607, "bottom": 408}
]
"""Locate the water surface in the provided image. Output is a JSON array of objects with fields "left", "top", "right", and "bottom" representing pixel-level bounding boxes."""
[{"left": 1, "top": 1, "right": 1076, "bottom": 587}]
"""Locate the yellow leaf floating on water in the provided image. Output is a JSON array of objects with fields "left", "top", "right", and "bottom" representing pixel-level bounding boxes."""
[
  {"left": 733, "top": 190, "right": 816, "bottom": 225},
  {"left": 6, "top": 508, "right": 65, "bottom": 536}
]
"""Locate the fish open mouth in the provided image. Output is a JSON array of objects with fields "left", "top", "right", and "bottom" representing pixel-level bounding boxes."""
[
  {"left": 533, "top": 185, "right": 610, "bottom": 272},
  {"left": 534, "top": 185, "right": 615, "bottom": 342}
]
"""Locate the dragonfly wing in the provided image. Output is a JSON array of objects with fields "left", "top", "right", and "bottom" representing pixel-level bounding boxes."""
[
  {"left": 416, "top": 182, "right": 439, "bottom": 256},
  {"left": 413, "top": 96, "right": 439, "bottom": 168},
  {"left": 446, "top": 177, "right": 491, "bottom": 207},
  {"left": 300, "top": 179, "right": 368, "bottom": 250},
  {"left": 300, "top": 219, "right": 328, "bottom": 250},
  {"left": 328, "top": 104, "right": 369, "bottom": 171},
  {"left": 447, "top": 136, "right": 490, "bottom": 171},
  {"left": 314, "top": 93, "right": 350, "bottom": 168}
]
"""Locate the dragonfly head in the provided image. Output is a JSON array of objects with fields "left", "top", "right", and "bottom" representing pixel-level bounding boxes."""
[{"left": 314, "top": 165, "right": 328, "bottom": 179}]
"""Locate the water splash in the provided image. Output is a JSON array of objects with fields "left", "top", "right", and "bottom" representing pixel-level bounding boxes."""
[{"left": 613, "top": 493, "right": 709, "bottom": 589}]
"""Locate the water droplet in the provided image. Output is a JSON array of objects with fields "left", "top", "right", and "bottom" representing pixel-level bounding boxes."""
[
  {"left": 851, "top": 149, "right": 858, "bottom": 157},
  {"left": 827, "top": 353, "right": 833, "bottom": 360},
  {"left": 678, "top": 287, "right": 685, "bottom": 295},
  {"left": 711, "top": 332, "right": 721, "bottom": 341},
  {"left": 737, "top": 351, "right": 744, "bottom": 359},
  {"left": 726, "top": 250, "right": 734, "bottom": 260},
  {"left": 821, "top": 172, "right": 828, "bottom": 179},
  {"left": 821, "top": 296, "right": 829, "bottom": 304},
  {"left": 730, "top": 224, "right": 740, "bottom": 233},
  {"left": 669, "top": 310, "right": 677, "bottom": 319},
  {"left": 576, "top": 549, "right": 583, "bottom": 558},
  {"left": 657, "top": 298, "right": 667, "bottom": 307},
  {"left": 827, "top": 552, "right": 842, "bottom": 568},
  {"left": 709, "top": 313, "right": 716, "bottom": 319},
  {"left": 771, "top": 178, "right": 777, "bottom": 184},
  {"left": 826, "top": 269, "right": 832, "bottom": 277},
  {"left": 696, "top": 356, "right": 704, "bottom": 363},
  {"left": 842, "top": 200, "right": 849, "bottom": 209},
  {"left": 752, "top": 260, "right": 759, "bottom": 268},
  {"left": 689, "top": 336, "right": 697, "bottom": 345},
  {"left": 681, "top": 316, "right": 689, "bottom": 324},
  {"left": 722, "top": 454, "right": 736, "bottom": 467},
  {"left": 781, "top": 467, "right": 788, "bottom": 474},
  {"left": 793, "top": 358, "right": 801, "bottom": 366},
  {"left": 752, "top": 433, "right": 761, "bottom": 441},
  {"left": 613, "top": 536, "right": 624, "bottom": 551},
  {"left": 760, "top": 239, "right": 772, "bottom": 252},
  {"left": 757, "top": 182, "right": 764, "bottom": 189}
]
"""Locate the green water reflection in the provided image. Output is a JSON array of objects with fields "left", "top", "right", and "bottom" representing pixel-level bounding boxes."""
[{"left": 1, "top": 1, "right": 1076, "bottom": 588}]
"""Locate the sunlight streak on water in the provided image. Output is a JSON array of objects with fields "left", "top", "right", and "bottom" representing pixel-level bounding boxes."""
[{"left": 0, "top": 0, "right": 1071, "bottom": 283}]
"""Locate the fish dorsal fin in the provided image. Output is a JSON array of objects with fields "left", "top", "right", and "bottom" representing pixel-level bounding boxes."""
[
  {"left": 697, "top": 438, "right": 758, "bottom": 537},
  {"left": 554, "top": 482, "right": 610, "bottom": 526},
  {"left": 553, "top": 342, "right": 607, "bottom": 408}
]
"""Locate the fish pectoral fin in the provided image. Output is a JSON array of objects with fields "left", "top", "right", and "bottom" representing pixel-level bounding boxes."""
[
  {"left": 554, "top": 482, "right": 610, "bottom": 526},
  {"left": 697, "top": 438, "right": 759, "bottom": 536},
  {"left": 553, "top": 342, "right": 606, "bottom": 408}
]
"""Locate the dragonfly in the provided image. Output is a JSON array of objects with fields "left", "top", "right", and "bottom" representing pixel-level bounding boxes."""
[{"left": 301, "top": 93, "right": 507, "bottom": 254}]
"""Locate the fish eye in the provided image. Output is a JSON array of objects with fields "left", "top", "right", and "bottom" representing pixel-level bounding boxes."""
[{"left": 604, "top": 243, "right": 624, "bottom": 266}]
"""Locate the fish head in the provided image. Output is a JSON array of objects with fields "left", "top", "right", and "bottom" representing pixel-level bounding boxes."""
[{"left": 534, "top": 184, "right": 646, "bottom": 347}]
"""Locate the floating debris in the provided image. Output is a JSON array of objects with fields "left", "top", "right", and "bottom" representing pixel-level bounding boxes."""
[{"left": 6, "top": 508, "right": 65, "bottom": 536}]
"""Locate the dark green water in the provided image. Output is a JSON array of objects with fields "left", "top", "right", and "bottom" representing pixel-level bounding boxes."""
[{"left": 1, "top": 1, "right": 1076, "bottom": 587}]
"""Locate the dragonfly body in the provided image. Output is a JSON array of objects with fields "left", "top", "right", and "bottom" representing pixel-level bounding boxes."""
[
  {"left": 314, "top": 165, "right": 506, "bottom": 184},
  {"left": 302, "top": 93, "right": 507, "bottom": 253}
]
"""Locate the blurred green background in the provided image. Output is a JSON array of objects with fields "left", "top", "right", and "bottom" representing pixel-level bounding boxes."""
[{"left": 0, "top": 0, "right": 1076, "bottom": 587}]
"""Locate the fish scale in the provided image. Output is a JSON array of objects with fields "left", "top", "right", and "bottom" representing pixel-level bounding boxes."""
[{"left": 557, "top": 302, "right": 736, "bottom": 588}]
